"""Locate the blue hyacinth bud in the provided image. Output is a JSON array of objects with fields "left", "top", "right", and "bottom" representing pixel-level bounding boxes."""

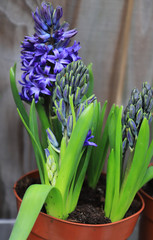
[
  {"left": 122, "top": 125, "right": 126, "bottom": 139},
  {"left": 46, "top": 128, "right": 59, "bottom": 148},
  {"left": 80, "top": 83, "right": 88, "bottom": 96},
  {"left": 148, "top": 99, "right": 153, "bottom": 112},
  {"left": 128, "top": 119, "right": 137, "bottom": 138},
  {"left": 60, "top": 76, "right": 66, "bottom": 90},
  {"left": 67, "top": 115, "right": 73, "bottom": 137},
  {"left": 56, "top": 109, "right": 66, "bottom": 126},
  {"left": 128, "top": 104, "right": 135, "bottom": 119},
  {"left": 144, "top": 95, "right": 150, "bottom": 110},
  {"left": 59, "top": 99, "right": 66, "bottom": 118},
  {"left": 56, "top": 85, "right": 62, "bottom": 99},
  {"left": 75, "top": 74, "right": 81, "bottom": 87},
  {"left": 135, "top": 98, "right": 142, "bottom": 112},
  {"left": 122, "top": 138, "right": 128, "bottom": 155},
  {"left": 136, "top": 108, "right": 143, "bottom": 127},
  {"left": 76, "top": 104, "right": 85, "bottom": 120},
  {"left": 63, "top": 84, "right": 69, "bottom": 102},
  {"left": 127, "top": 128, "right": 134, "bottom": 150},
  {"left": 74, "top": 87, "right": 81, "bottom": 105}
]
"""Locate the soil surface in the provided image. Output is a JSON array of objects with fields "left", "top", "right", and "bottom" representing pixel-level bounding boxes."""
[
  {"left": 142, "top": 179, "right": 153, "bottom": 198},
  {"left": 16, "top": 174, "right": 141, "bottom": 224}
]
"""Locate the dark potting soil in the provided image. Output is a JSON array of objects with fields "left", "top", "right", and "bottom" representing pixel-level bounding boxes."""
[
  {"left": 142, "top": 179, "right": 153, "bottom": 198},
  {"left": 15, "top": 174, "right": 141, "bottom": 224}
]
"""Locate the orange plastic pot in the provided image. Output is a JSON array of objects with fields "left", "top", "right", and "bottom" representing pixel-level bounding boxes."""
[
  {"left": 138, "top": 163, "right": 153, "bottom": 240},
  {"left": 14, "top": 170, "right": 145, "bottom": 240}
]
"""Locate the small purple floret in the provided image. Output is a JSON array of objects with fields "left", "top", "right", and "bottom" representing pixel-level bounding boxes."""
[{"left": 84, "top": 130, "right": 97, "bottom": 147}]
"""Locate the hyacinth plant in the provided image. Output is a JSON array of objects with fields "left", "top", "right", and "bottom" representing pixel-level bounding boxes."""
[
  {"left": 9, "top": 2, "right": 153, "bottom": 240},
  {"left": 104, "top": 83, "right": 153, "bottom": 222},
  {"left": 9, "top": 2, "right": 111, "bottom": 240}
]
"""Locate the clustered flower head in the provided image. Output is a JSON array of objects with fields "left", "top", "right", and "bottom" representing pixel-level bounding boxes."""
[
  {"left": 19, "top": 2, "right": 81, "bottom": 103},
  {"left": 46, "top": 60, "right": 97, "bottom": 150},
  {"left": 122, "top": 82, "right": 153, "bottom": 155}
]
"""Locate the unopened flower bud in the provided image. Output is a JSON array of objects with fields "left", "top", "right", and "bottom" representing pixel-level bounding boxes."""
[
  {"left": 136, "top": 108, "right": 143, "bottom": 127},
  {"left": 67, "top": 115, "right": 73, "bottom": 137},
  {"left": 127, "top": 128, "right": 134, "bottom": 150},
  {"left": 46, "top": 128, "right": 59, "bottom": 148},
  {"left": 128, "top": 119, "right": 137, "bottom": 138},
  {"left": 74, "top": 87, "right": 81, "bottom": 105}
]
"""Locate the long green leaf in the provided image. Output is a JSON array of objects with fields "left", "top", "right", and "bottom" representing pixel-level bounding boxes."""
[
  {"left": 104, "top": 149, "right": 115, "bottom": 218},
  {"left": 140, "top": 165, "right": 153, "bottom": 188},
  {"left": 111, "top": 106, "right": 122, "bottom": 210},
  {"left": 36, "top": 102, "right": 50, "bottom": 148},
  {"left": 17, "top": 108, "right": 48, "bottom": 184},
  {"left": 29, "top": 100, "right": 49, "bottom": 184},
  {"left": 9, "top": 184, "right": 52, "bottom": 240},
  {"left": 138, "top": 140, "right": 153, "bottom": 189},
  {"left": 10, "top": 64, "right": 29, "bottom": 126},
  {"left": 45, "top": 187, "right": 64, "bottom": 218},
  {"left": 55, "top": 103, "right": 94, "bottom": 199},
  {"left": 65, "top": 149, "right": 85, "bottom": 214},
  {"left": 68, "top": 147, "right": 91, "bottom": 213},
  {"left": 88, "top": 104, "right": 115, "bottom": 188}
]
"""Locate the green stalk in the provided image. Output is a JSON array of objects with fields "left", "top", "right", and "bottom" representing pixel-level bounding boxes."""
[{"left": 69, "top": 95, "right": 76, "bottom": 130}]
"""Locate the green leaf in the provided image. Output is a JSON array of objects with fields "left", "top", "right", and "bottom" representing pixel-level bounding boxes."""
[
  {"left": 29, "top": 100, "right": 40, "bottom": 144},
  {"left": 86, "top": 63, "right": 94, "bottom": 97},
  {"left": 108, "top": 111, "right": 116, "bottom": 149},
  {"left": 88, "top": 103, "right": 115, "bottom": 188},
  {"left": 10, "top": 64, "right": 29, "bottom": 126},
  {"left": 55, "top": 103, "right": 94, "bottom": 199},
  {"left": 67, "top": 148, "right": 90, "bottom": 214},
  {"left": 104, "top": 149, "right": 115, "bottom": 218},
  {"left": 112, "top": 106, "right": 122, "bottom": 206},
  {"left": 29, "top": 100, "right": 49, "bottom": 184},
  {"left": 9, "top": 184, "right": 52, "bottom": 240},
  {"left": 36, "top": 102, "right": 50, "bottom": 148},
  {"left": 17, "top": 108, "right": 48, "bottom": 184},
  {"left": 60, "top": 136, "right": 67, "bottom": 164},
  {"left": 140, "top": 165, "right": 153, "bottom": 188},
  {"left": 45, "top": 187, "right": 64, "bottom": 218},
  {"left": 138, "top": 140, "right": 153, "bottom": 189}
]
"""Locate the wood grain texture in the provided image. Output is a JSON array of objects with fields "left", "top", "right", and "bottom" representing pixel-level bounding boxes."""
[{"left": 1, "top": 0, "right": 153, "bottom": 218}]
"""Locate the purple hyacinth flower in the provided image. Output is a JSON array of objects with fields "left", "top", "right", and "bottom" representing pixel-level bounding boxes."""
[
  {"left": 66, "top": 41, "right": 81, "bottom": 61},
  {"left": 84, "top": 130, "right": 97, "bottom": 147},
  {"left": 19, "top": 2, "right": 81, "bottom": 103},
  {"left": 47, "top": 49, "right": 70, "bottom": 73}
]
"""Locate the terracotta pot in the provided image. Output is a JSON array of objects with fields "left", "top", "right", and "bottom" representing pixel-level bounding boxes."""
[
  {"left": 138, "top": 163, "right": 153, "bottom": 240},
  {"left": 14, "top": 170, "right": 145, "bottom": 240}
]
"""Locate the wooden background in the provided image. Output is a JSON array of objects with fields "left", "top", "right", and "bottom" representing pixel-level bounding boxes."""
[{"left": 1, "top": 0, "right": 153, "bottom": 219}]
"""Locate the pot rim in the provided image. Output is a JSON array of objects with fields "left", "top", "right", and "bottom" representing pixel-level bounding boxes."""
[{"left": 13, "top": 169, "right": 145, "bottom": 228}]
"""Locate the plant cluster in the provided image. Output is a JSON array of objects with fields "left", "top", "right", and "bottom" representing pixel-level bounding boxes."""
[{"left": 10, "top": 2, "right": 153, "bottom": 240}]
